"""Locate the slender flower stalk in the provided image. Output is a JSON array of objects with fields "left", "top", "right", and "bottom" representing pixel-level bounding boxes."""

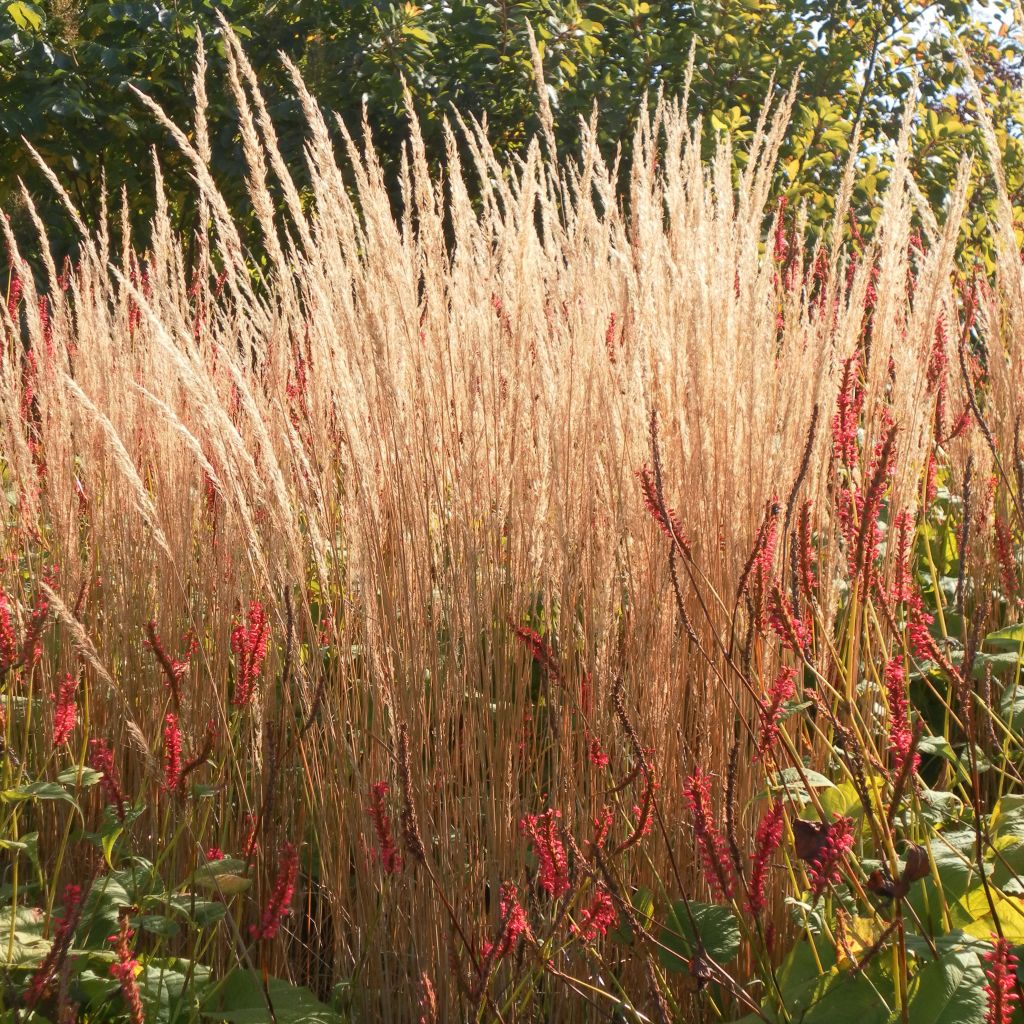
[{"left": 144, "top": 619, "right": 198, "bottom": 710}]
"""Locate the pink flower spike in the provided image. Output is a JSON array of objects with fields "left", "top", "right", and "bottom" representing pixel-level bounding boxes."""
[
  {"left": 572, "top": 886, "right": 616, "bottom": 943},
  {"left": 231, "top": 599, "right": 270, "bottom": 707},
  {"left": 162, "top": 713, "right": 182, "bottom": 791},
  {"left": 520, "top": 809, "right": 570, "bottom": 899},
  {"left": 52, "top": 673, "right": 79, "bottom": 746},
  {"left": 984, "top": 936, "right": 1019, "bottom": 1024},
  {"left": 250, "top": 841, "right": 299, "bottom": 941}
]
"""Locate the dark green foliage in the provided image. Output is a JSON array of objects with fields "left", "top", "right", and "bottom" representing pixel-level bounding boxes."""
[{"left": 1, "top": 0, "right": 1022, "bottom": 261}]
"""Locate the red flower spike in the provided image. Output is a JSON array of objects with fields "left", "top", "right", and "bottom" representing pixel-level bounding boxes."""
[
  {"left": 368, "top": 782, "right": 403, "bottom": 874},
  {"left": 52, "top": 673, "right": 79, "bottom": 746},
  {"left": 481, "top": 881, "right": 530, "bottom": 960},
  {"left": 883, "top": 659, "right": 919, "bottom": 779},
  {"left": 162, "top": 713, "right": 182, "bottom": 791},
  {"left": 755, "top": 666, "right": 797, "bottom": 762},
  {"left": 250, "top": 841, "right": 299, "bottom": 941},
  {"left": 636, "top": 465, "right": 691, "bottom": 555},
  {"left": 0, "top": 589, "right": 16, "bottom": 672},
  {"left": 109, "top": 917, "right": 144, "bottom": 1024},
  {"left": 511, "top": 624, "right": 561, "bottom": 681},
  {"left": 984, "top": 936, "right": 1019, "bottom": 1024},
  {"left": 520, "top": 809, "right": 570, "bottom": 899},
  {"left": 231, "top": 599, "right": 269, "bottom": 707},
  {"left": 587, "top": 735, "right": 610, "bottom": 768},
  {"left": 88, "top": 738, "right": 127, "bottom": 820},
  {"left": 24, "top": 884, "right": 82, "bottom": 1008},
  {"left": 572, "top": 886, "right": 616, "bottom": 942},
  {"left": 748, "top": 801, "right": 785, "bottom": 916},
  {"left": 683, "top": 767, "right": 735, "bottom": 901}
]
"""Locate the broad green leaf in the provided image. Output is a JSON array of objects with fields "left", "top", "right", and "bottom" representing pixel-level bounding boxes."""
[
  {"left": 0, "top": 905, "right": 50, "bottom": 965},
  {"left": 192, "top": 858, "right": 251, "bottom": 896},
  {"left": 800, "top": 967, "right": 892, "bottom": 1023},
  {"left": 57, "top": 765, "right": 103, "bottom": 787},
  {"left": 906, "top": 949, "right": 986, "bottom": 1024},
  {"left": 985, "top": 623, "right": 1024, "bottom": 647},
  {"left": 6, "top": 1, "right": 42, "bottom": 31},
  {"left": 657, "top": 900, "right": 740, "bottom": 972},
  {"left": 2, "top": 781, "right": 79, "bottom": 809},
  {"left": 201, "top": 970, "right": 342, "bottom": 1023},
  {"left": 954, "top": 888, "right": 1024, "bottom": 942}
]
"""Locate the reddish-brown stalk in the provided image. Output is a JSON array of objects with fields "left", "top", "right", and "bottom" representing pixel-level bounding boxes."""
[
  {"left": 397, "top": 724, "right": 426, "bottom": 865},
  {"left": 144, "top": 619, "right": 198, "bottom": 712},
  {"left": 177, "top": 720, "right": 217, "bottom": 794}
]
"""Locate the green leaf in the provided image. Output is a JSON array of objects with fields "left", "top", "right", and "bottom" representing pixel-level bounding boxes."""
[
  {"left": 7, "top": 1, "right": 42, "bottom": 31},
  {"left": 985, "top": 623, "right": 1024, "bottom": 647},
  {"left": 657, "top": 900, "right": 740, "bottom": 972},
  {"left": 201, "top": 970, "right": 342, "bottom": 1023},
  {"left": 191, "top": 857, "right": 251, "bottom": 896},
  {"left": 57, "top": 765, "right": 103, "bottom": 788},
  {"left": 906, "top": 949, "right": 986, "bottom": 1024},
  {"left": 2, "top": 781, "right": 79, "bottom": 809},
  {"left": 801, "top": 967, "right": 893, "bottom": 1023},
  {"left": 0, "top": 905, "right": 51, "bottom": 965},
  {"left": 609, "top": 886, "right": 653, "bottom": 945}
]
